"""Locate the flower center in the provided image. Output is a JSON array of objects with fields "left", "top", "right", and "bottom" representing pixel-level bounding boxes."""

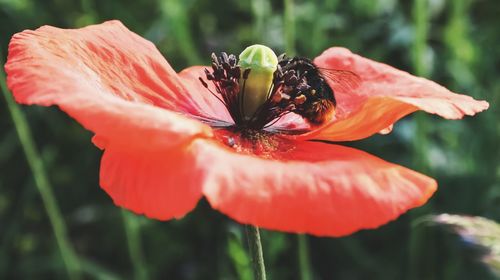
[
  {"left": 199, "top": 44, "right": 332, "bottom": 130},
  {"left": 214, "top": 128, "right": 296, "bottom": 159},
  {"left": 238, "top": 45, "right": 278, "bottom": 121}
]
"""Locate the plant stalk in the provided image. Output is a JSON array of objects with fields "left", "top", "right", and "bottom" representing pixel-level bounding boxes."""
[
  {"left": 245, "top": 225, "right": 267, "bottom": 280},
  {"left": 122, "top": 210, "right": 149, "bottom": 280},
  {"left": 298, "top": 234, "right": 312, "bottom": 280},
  {"left": 0, "top": 51, "right": 82, "bottom": 280},
  {"left": 409, "top": 1, "right": 435, "bottom": 279}
]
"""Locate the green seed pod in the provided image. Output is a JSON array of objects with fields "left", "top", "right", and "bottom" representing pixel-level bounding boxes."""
[{"left": 238, "top": 44, "right": 278, "bottom": 121}]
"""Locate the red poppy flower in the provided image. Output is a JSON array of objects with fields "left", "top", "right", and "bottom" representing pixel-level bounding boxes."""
[{"left": 5, "top": 21, "right": 488, "bottom": 237}]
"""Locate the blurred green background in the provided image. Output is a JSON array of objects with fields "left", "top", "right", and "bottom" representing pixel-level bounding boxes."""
[{"left": 0, "top": 0, "right": 499, "bottom": 279}]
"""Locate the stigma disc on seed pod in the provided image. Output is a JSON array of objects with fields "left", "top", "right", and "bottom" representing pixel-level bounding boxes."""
[{"left": 238, "top": 44, "right": 278, "bottom": 121}]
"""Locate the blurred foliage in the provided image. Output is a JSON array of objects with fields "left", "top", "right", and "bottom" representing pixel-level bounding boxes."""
[
  {"left": 431, "top": 214, "right": 500, "bottom": 277},
  {"left": 0, "top": 0, "right": 499, "bottom": 279}
]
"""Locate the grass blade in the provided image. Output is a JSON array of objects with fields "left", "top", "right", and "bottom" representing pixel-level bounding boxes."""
[
  {"left": 0, "top": 50, "right": 82, "bottom": 280},
  {"left": 121, "top": 210, "right": 149, "bottom": 280}
]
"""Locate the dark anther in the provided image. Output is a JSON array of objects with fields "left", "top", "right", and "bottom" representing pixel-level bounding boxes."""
[
  {"left": 204, "top": 69, "right": 215, "bottom": 80},
  {"left": 282, "top": 70, "right": 295, "bottom": 83},
  {"left": 282, "top": 85, "right": 293, "bottom": 94},
  {"left": 221, "top": 80, "right": 235, "bottom": 88},
  {"left": 211, "top": 62, "right": 218, "bottom": 71},
  {"left": 275, "top": 64, "right": 283, "bottom": 76},
  {"left": 221, "top": 52, "right": 229, "bottom": 63},
  {"left": 228, "top": 54, "right": 237, "bottom": 66},
  {"left": 199, "top": 77, "right": 208, "bottom": 88},
  {"left": 296, "top": 83, "right": 311, "bottom": 92},
  {"left": 211, "top": 53, "right": 219, "bottom": 65},
  {"left": 213, "top": 68, "right": 224, "bottom": 80},
  {"left": 222, "top": 62, "right": 231, "bottom": 71},
  {"left": 200, "top": 51, "right": 246, "bottom": 125},
  {"left": 229, "top": 67, "right": 241, "bottom": 79}
]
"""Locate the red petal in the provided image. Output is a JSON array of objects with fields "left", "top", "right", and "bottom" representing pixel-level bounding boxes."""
[
  {"left": 100, "top": 143, "right": 203, "bottom": 220},
  {"left": 196, "top": 139, "right": 436, "bottom": 237},
  {"left": 5, "top": 21, "right": 212, "bottom": 149},
  {"left": 306, "top": 47, "right": 489, "bottom": 141},
  {"left": 270, "top": 112, "right": 312, "bottom": 131}
]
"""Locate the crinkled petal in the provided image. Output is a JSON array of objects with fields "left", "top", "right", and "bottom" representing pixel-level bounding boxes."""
[
  {"left": 305, "top": 47, "right": 489, "bottom": 141},
  {"left": 5, "top": 20, "right": 212, "bottom": 149},
  {"left": 100, "top": 142, "right": 203, "bottom": 220},
  {"left": 196, "top": 139, "right": 436, "bottom": 237}
]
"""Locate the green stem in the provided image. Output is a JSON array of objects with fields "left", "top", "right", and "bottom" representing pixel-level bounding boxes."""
[
  {"left": 121, "top": 210, "right": 149, "bottom": 280},
  {"left": 0, "top": 52, "right": 81, "bottom": 280},
  {"left": 252, "top": 0, "right": 271, "bottom": 42},
  {"left": 298, "top": 234, "right": 312, "bottom": 280},
  {"left": 411, "top": 0, "right": 430, "bottom": 172},
  {"left": 161, "top": 0, "right": 202, "bottom": 65},
  {"left": 245, "top": 225, "right": 267, "bottom": 280},
  {"left": 284, "top": 0, "right": 296, "bottom": 56},
  {"left": 441, "top": 4, "right": 476, "bottom": 277},
  {"left": 409, "top": 1, "right": 434, "bottom": 279},
  {"left": 412, "top": 0, "right": 430, "bottom": 78}
]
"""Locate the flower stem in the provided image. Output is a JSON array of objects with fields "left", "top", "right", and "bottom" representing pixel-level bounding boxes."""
[
  {"left": 245, "top": 225, "right": 267, "bottom": 280},
  {"left": 252, "top": 0, "right": 271, "bottom": 42},
  {"left": 121, "top": 210, "right": 149, "bottom": 280},
  {"left": 298, "top": 234, "right": 312, "bottom": 280},
  {"left": 0, "top": 51, "right": 82, "bottom": 280},
  {"left": 409, "top": 1, "right": 435, "bottom": 279},
  {"left": 411, "top": 0, "right": 431, "bottom": 173}
]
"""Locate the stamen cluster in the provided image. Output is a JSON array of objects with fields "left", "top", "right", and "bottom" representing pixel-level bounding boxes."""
[
  {"left": 199, "top": 53, "right": 248, "bottom": 124},
  {"left": 200, "top": 53, "right": 313, "bottom": 130}
]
